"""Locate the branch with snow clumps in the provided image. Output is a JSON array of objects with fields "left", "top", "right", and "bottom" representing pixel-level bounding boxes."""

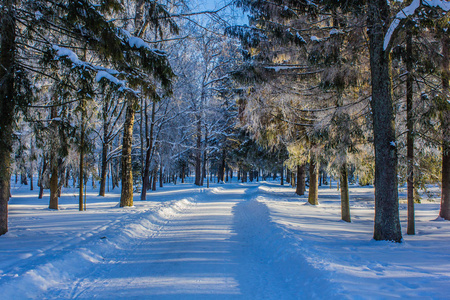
[
  {"left": 52, "top": 45, "right": 139, "bottom": 95},
  {"left": 384, "top": 0, "right": 450, "bottom": 51}
]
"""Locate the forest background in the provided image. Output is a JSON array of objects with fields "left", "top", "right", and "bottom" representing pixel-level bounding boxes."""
[{"left": 0, "top": 0, "right": 449, "bottom": 243}]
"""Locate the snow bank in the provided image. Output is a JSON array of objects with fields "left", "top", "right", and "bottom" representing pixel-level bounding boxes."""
[
  {"left": 0, "top": 196, "right": 193, "bottom": 299},
  {"left": 257, "top": 182, "right": 450, "bottom": 299}
]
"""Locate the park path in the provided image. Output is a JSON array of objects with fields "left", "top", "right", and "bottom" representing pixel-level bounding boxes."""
[{"left": 52, "top": 184, "right": 305, "bottom": 300}]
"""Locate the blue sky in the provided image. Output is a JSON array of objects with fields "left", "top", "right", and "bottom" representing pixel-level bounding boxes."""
[{"left": 196, "top": 0, "right": 248, "bottom": 25}]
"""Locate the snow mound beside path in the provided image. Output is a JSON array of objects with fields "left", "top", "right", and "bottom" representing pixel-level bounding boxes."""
[{"left": 0, "top": 198, "right": 194, "bottom": 300}]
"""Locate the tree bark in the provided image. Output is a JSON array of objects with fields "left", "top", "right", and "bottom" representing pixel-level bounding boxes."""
[
  {"left": 181, "top": 163, "right": 185, "bottom": 183},
  {"left": 30, "top": 140, "right": 35, "bottom": 191},
  {"left": 280, "top": 163, "right": 284, "bottom": 186},
  {"left": 308, "top": 156, "right": 319, "bottom": 205},
  {"left": 406, "top": 29, "right": 415, "bottom": 234},
  {"left": 141, "top": 100, "right": 155, "bottom": 200},
  {"left": 225, "top": 166, "right": 229, "bottom": 182},
  {"left": 120, "top": 101, "right": 135, "bottom": 207},
  {"left": 159, "top": 160, "right": 163, "bottom": 188},
  {"left": 49, "top": 107, "right": 59, "bottom": 210},
  {"left": 296, "top": 164, "right": 306, "bottom": 196},
  {"left": 0, "top": 0, "right": 16, "bottom": 235},
  {"left": 340, "top": 160, "right": 351, "bottom": 223},
  {"left": 201, "top": 127, "right": 208, "bottom": 186},
  {"left": 291, "top": 172, "right": 295, "bottom": 188},
  {"left": 195, "top": 114, "right": 202, "bottom": 186},
  {"left": 439, "top": 35, "right": 450, "bottom": 220},
  {"left": 38, "top": 155, "right": 47, "bottom": 199},
  {"left": 152, "top": 168, "right": 157, "bottom": 191},
  {"left": 120, "top": 0, "right": 146, "bottom": 205},
  {"left": 99, "top": 140, "right": 108, "bottom": 196},
  {"left": 367, "top": 0, "right": 402, "bottom": 242},
  {"left": 99, "top": 105, "right": 109, "bottom": 196},
  {"left": 218, "top": 149, "right": 226, "bottom": 182},
  {"left": 79, "top": 98, "right": 85, "bottom": 211}
]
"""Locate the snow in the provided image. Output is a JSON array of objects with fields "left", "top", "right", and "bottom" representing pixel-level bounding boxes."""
[
  {"left": 384, "top": 0, "right": 450, "bottom": 50},
  {"left": 118, "top": 29, "right": 164, "bottom": 56},
  {"left": 34, "top": 11, "right": 43, "bottom": 20},
  {"left": 53, "top": 45, "right": 86, "bottom": 68},
  {"left": 128, "top": 36, "right": 151, "bottom": 50},
  {"left": 1, "top": 180, "right": 448, "bottom": 299},
  {"left": 310, "top": 35, "right": 320, "bottom": 42},
  {"left": 329, "top": 29, "right": 341, "bottom": 35},
  {"left": 52, "top": 45, "right": 136, "bottom": 94},
  {"left": 296, "top": 32, "right": 306, "bottom": 44}
]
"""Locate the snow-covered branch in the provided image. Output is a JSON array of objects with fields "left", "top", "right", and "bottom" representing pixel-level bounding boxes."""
[{"left": 384, "top": 0, "right": 450, "bottom": 51}]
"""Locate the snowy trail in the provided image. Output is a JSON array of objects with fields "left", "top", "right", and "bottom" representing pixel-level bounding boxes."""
[
  {"left": 45, "top": 184, "right": 333, "bottom": 299},
  {"left": 3, "top": 182, "right": 449, "bottom": 299}
]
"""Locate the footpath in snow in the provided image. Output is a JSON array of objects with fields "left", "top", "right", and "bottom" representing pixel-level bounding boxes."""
[{"left": 0, "top": 181, "right": 449, "bottom": 299}]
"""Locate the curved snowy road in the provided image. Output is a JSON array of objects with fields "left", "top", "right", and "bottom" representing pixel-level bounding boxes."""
[{"left": 49, "top": 184, "right": 332, "bottom": 300}]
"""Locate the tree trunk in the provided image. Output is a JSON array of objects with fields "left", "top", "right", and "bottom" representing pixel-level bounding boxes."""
[
  {"left": 152, "top": 168, "right": 157, "bottom": 191},
  {"left": 79, "top": 98, "right": 85, "bottom": 211},
  {"left": 123, "top": 0, "right": 144, "bottom": 204},
  {"left": 406, "top": 29, "right": 415, "bottom": 234},
  {"left": 291, "top": 172, "right": 295, "bottom": 188},
  {"left": 159, "top": 160, "right": 163, "bottom": 188},
  {"left": 30, "top": 140, "right": 35, "bottom": 191},
  {"left": 38, "top": 155, "right": 47, "bottom": 199},
  {"left": 439, "top": 35, "right": 450, "bottom": 220},
  {"left": 99, "top": 140, "right": 108, "bottom": 196},
  {"left": 181, "top": 163, "right": 185, "bottom": 183},
  {"left": 49, "top": 107, "right": 59, "bottom": 210},
  {"left": 218, "top": 149, "right": 226, "bottom": 182},
  {"left": 281, "top": 163, "right": 284, "bottom": 186},
  {"left": 140, "top": 97, "right": 145, "bottom": 192},
  {"left": 141, "top": 100, "right": 155, "bottom": 200},
  {"left": 296, "top": 164, "right": 306, "bottom": 196},
  {"left": 30, "top": 141, "right": 35, "bottom": 191},
  {"left": 201, "top": 128, "right": 208, "bottom": 186},
  {"left": 0, "top": 0, "right": 16, "bottom": 236},
  {"left": 367, "top": 0, "right": 402, "bottom": 242},
  {"left": 21, "top": 172, "right": 27, "bottom": 185},
  {"left": 308, "top": 157, "right": 319, "bottom": 205},
  {"left": 29, "top": 172, "right": 33, "bottom": 191},
  {"left": 206, "top": 160, "right": 210, "bottom": 188},
  {"left": 99, "top": 104, "right": 109, "bottom": 197},
  {"left": 49, "top": 155, "right": 58, "bottom": 210},
  {"left": 340, "top": 160, "right": 351, "bottom": 223},
  {"left": 58, "top": 164, "right": 65, "bottom": 197},
  {"left": 195, "top": 114, "right": 202, "bottom": 186},
  {"left": 225, "top": 166, "right": 229, "bottom": 182},
  {"left": 120, "top": 101, "right": 135, "bottom": 207}
]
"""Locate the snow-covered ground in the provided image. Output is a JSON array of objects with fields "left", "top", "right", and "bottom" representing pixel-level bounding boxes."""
[{"left": 1, "top": 180, "right": 449, "bottom": 299}]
